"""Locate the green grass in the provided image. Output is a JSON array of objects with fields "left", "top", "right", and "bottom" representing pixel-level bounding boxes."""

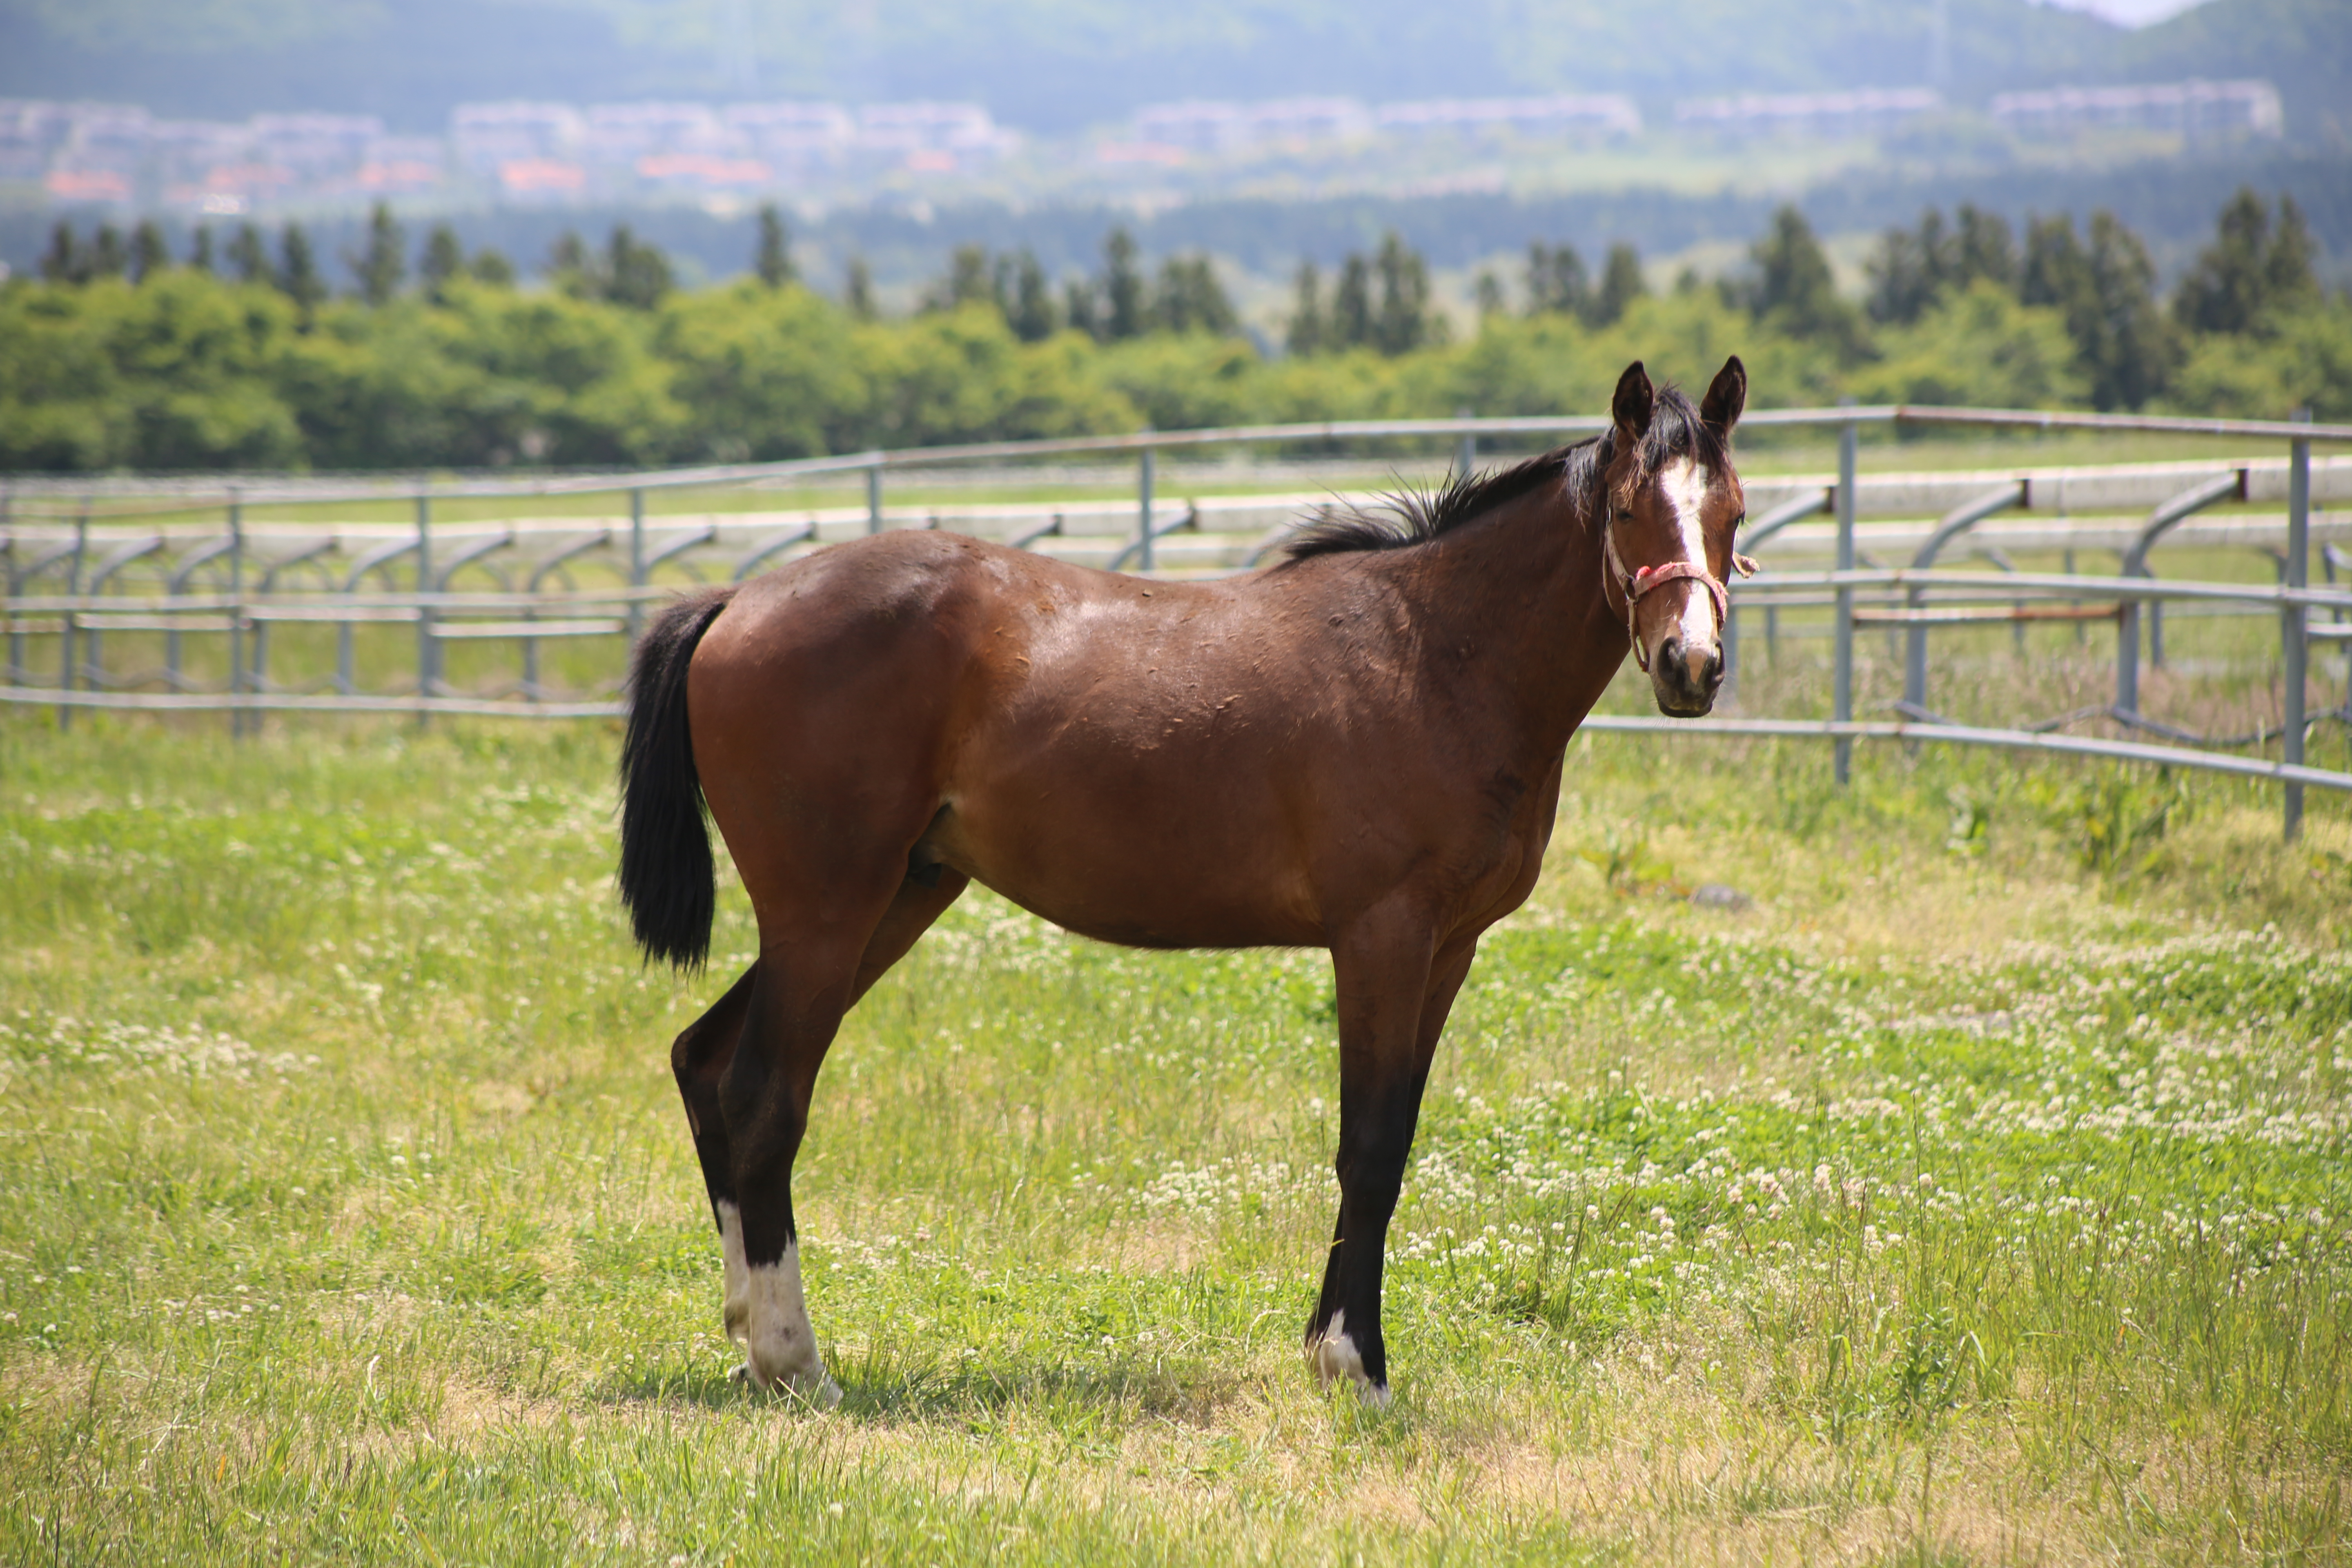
[{"left": 1, "top": 715, "right": 2348, "bottom": 1564}]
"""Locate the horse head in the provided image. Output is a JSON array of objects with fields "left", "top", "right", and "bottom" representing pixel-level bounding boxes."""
[{"left": 1600, "top": 356, "right": 1748, "bottom": 717}]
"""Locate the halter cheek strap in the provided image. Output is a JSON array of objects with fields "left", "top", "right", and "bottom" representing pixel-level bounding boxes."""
[{"left": 1602, "top": 522, "right": 1758, "bottom": 673}]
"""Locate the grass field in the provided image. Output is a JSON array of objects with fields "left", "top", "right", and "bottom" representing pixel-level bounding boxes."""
[{"left": 2, "top": 713, "right": 2348, "bottom": 1564}]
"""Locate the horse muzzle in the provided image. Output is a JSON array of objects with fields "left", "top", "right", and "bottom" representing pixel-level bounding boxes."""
[{"left": 1649, "top": 632, "right": 1724, "bottom": 717}]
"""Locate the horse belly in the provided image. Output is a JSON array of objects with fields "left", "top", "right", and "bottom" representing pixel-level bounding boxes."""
[{"left": 928, "top": 725, "right": 1325, "bottom": 949}]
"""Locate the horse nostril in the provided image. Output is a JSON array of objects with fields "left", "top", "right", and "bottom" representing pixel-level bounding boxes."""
[{"left": 1657, "top": 635, "right": 1684, "bottom": 671}]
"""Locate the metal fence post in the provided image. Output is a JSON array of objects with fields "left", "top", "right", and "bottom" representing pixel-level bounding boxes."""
[
  {"left": 866, "top": 461, "right": 884, "bottom": 537},
  {"left": 1137, "top": 440, "right": 1157, "bottom": 575},
  {"left": 626, "top": 486, "right": 647, "bottom": 646},
  {"left": 227, "top": 492, "right": 245, "bottom": 739},
  {"left": 414, "top": 492, "right": 434, "bottom": 725},
  {"left": 58, "top": 509, "right": 87, "bottom": 732},
  {"left": 1833, "top": 413, "right": 1857, "bottom": 784},
  {"left": 2284, "top": 411, "right": 2311, "bottom": 842}
]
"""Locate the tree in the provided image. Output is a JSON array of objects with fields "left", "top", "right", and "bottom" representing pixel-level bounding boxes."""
[
  {"left": 1063, "top": 277, "right": 1098, "bottom": 340},
  {"left": 2023, "top": 212, "right": 2174, "bottom": 409},
  {"left": 227, "top": 224, "right": 270, "bottom": 284},
  {"left": 1745, "top": 205, "right": 1858, "bottom": 352},
  {"left": 1007, "top": 250, "right": 1056, "bottom": 341},
  {"left": 1373, "top": 232, "right": 1437, "bottom": 355},
  {"left": 1592, "top": 243, "right": 1646, "bottom": 327},
  {"left": 1287, "top": 260, "right": 1326, "bottom": 355},
  {"left": 845, "top": 256, "right": 876, "bottom": 319},
  {"left": 1526, "top": 241, "right": 1589, "bottom": 318},
  {"left": 1473, "top": 270, "right": 1506, "bottom": 319},
  {"left": 755, "top": 204, "right": 794, "bottom": 288},
  {"left": 351, "top": 201, "right": 404, "bottom": 305},
  {"left": 606, "top": 227, "right": 674, "bottom": 310},
  {"left": 1952, "top": 205, "right": 2015, "bottom": 293},
  {"left": 469, "top": 249, "right": 515, "bottom": 286},
  {"left": 1102, "top": 228, "right": 1146, "bottom": 342},
  {"left": 39, "top": 222, "right": 82, "bottom": 284},
  {"left": 129, "top": 220, "right": 169, "bottom": 284},
  {"left": 2174, "top": 188, "right": 2319, "bottom": 336},
  {"left": 279, "top": 224, "right": 326, "bottom": 317},
  {"left": 1332, "top": 254, "right": 1373, "bottom": 350},
  {"left": 88, "top": 225, "right": 127, "bottom": 281},
  {"left": 926, "top": 244, "right": 996, "bottom": 312},
  {"left": 189, "top": 226, "right": 215, "bottom": 274},
  {"left": 419, "top": 224, "right": 465, "bottom": 301},
  {"left": 1154, "top": 255, "right": 1237, "bottom": 336}
]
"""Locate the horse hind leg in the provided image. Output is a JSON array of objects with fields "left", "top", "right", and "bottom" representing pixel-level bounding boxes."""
[{"left": 668, "top": 966, "right": 762, "bottom": 1357}]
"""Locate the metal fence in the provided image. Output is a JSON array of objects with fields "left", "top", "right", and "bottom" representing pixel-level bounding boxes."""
[{"left": 5, "top": 403, "right": 2350, "bottom": 839}]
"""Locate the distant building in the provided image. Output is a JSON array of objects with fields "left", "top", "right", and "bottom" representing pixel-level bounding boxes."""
[
  {"left": 1131, "top": 98, "right": 1375, "bottom": 153},
  {"left": 1989, "top": 79, "right": 2283, "bottom": 140},
  {"left": 1674, "top": 88, "right": 1942, "bottom": 139},
  {"left": 1377, "top": 95, "right": 1642, "bottom": 140},
  {"left": 451, "top": 102, "right": 582, "bottom": 174}
]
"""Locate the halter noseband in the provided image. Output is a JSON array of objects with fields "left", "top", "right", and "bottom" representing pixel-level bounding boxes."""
[{"left": 1601, "top": 511, "right": 1757, "bottom": 674}]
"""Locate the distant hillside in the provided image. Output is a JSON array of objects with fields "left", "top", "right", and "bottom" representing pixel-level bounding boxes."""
[{"left": 0, "top": 0, "right": 2220, "bottom": 134}]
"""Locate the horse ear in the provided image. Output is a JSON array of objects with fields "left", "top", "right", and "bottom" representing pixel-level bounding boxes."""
[
  {"left": 1611, "top": 361, "right": 1654, "bottom": 441},
  {"left": 1701, "top": 355, "right": 1746, "bottom": 435}
]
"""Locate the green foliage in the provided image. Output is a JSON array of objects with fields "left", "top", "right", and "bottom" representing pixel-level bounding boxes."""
[
  {"left": 1289, "top": 232, "right": 1444, "bottom": 358},
  {"left": 754, "top": 203, "right": 793, "bottom": 290},
  {"left": 1866, "top": 205, "right": 2016, "bottom": 326},
  {"left": 2173, "top": 188, "right": 2319, "bottom": 336},
  {"left": 2018, "top": 212, "right": 2176, "bottom": 410},
  {"left": 1740, "top": 206, "right": 1864, "bottom": 360},
  {"left": 1851, "top": 281, "right": 2088, "bottom": 410},
  {"left": 349, "top": 202, "right": 404, "bottom": 307}
]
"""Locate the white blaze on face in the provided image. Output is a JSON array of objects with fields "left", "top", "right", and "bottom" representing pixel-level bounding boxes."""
[
  {"left": 717, "top": 1200, "right": 840, "bottom": 1406},
  {"left": 1307, "top": 1310, "right": 1392, "bottom": 1408},
  {"left": 1656, "top": 457, "right": 1721, "bottom": 652}
]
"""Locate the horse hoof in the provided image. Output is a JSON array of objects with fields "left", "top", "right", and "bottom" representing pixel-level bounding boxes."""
[
  {"left": 728, "top": 1362, "right": 751, "bottom": 1385},
  {"left": 1307, "top": 1311, "right": 1390, "bottom": 1407}
]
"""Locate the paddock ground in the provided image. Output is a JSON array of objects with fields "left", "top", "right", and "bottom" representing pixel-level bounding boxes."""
[{"left": 1, "top": 715, "right": 2346, "bottom": 1565}]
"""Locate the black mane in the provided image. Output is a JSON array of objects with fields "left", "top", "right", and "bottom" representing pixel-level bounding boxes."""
[{"left": 1277, "top": 385, "right": 1726, "bottom": 565}]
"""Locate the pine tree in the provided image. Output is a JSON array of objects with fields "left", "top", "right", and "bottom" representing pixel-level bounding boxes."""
[
  {"left": 1952, "top": 205, "right": 2015, "bottom": 292},
  {"left": 845, "top": 256, "right": 877, "bottom": 319},
  {"left": 88, "top": 225, "right": 127, "bottom": 280},
  {"left": 1526, "top": 241, "right": 1590, "bottom": 318},
  {"left": 1372, "top": 232, "right": 1434, "bottom": 355},
  {"left": 352, "top": 201, "right": 405, "bottom": 305},
  {"left": 1063, "top": 277, "right": 1099, "bottom": 340},
  {"left": 1866, "top": 214, "right": 1941, "bottom": 325},
  {"left": 39, "top": 221, "right": 82, "bottom": 283},
  {"left": 279, "top": 224, "right": 325, "bottom": 316},
  {"left": 2078, "top": 212, "right": 2174, "bottom": 410},
  {"left": 606, "top": 226, "right": 674, "bottom": 309},
  {"left": 548, "top": 231, "right": 597, "bottom": 296},
  {"left": 755, "top": 204, "right": 793, "bottom": 288},
  {"left": 1286, "top": 260, "right": 1325, "bottom": 356},
  {"left": 1745, "top": 206, "right": 1857, "bottom": 351},
  {"left": 189, "top": 226, "right": 216, "bottom": 274},
  {"left": 1102, "top": 228, "right": 1146, "bottom": 341},
  {"left": 1592, "top": 243, "right": 1646, "bottom": 327},
  {"left": 1154, "top": 255, "right": 1237, "bottom": 336},
  {"left": 470, "top": 249, "right": 515, "bottom": 286},
  {"left": 1008, "top": 249, "right": 1056, "bottom": 341},
  {"left": 420, "top": 224, "right": 465, "bottom": 301},
  {"left": 1332, "top": 254, "right": 1373, "bottom": 350},
  {"left": 1473, "top": 270, "right": 1506, "bottom": 319},
  {"left": 2019, "top": 214, "right": 2087, "bottom": 314},
  {"left": 927, "top": 244, "right": 993, "bottom": 312},
  {"left": 2174, "top": 188, "right": 2318, "bottom": 336},
  {"left": 129, "top": 220, "right": 169, "bottom": 283},
  {"left": 227, "top": 223, "right": 270, "bottom": 284}
]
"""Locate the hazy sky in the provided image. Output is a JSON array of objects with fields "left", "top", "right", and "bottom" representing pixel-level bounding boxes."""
[{"left": 2043, "top": 0, "right": 2210, "bottom": 25}]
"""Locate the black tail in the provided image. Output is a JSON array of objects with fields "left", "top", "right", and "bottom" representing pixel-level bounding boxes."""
[{"left": 618, "top": 588, "right": 737, "bottom": 971}]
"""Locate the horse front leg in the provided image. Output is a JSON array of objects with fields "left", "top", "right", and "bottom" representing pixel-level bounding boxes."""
[{"left": 1306, "top": 918, "right": 1478, "bottom": 1406}]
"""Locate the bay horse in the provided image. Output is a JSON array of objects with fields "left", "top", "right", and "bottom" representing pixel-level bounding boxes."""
[{"left": 619, "top": 358, "right": 1751, "bottom": 1406}]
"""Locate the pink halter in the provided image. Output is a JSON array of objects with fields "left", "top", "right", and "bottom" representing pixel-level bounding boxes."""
[{"left": 1602, "top": 519, "right": 1757, "bottom": 673}]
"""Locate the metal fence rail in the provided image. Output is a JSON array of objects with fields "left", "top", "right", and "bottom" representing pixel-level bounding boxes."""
[{"left": 6, "top": 403, "right": 2351, "bottom": 838}]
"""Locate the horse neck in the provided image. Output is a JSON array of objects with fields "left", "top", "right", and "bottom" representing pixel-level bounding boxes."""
[{"left": 1394, "top": 478, "right": 1628, "bottom": 755}]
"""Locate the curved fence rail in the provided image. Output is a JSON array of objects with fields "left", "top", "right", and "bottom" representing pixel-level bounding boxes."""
[{"left": 6, "top": 403, "right": 2350, "bottom": 838}]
